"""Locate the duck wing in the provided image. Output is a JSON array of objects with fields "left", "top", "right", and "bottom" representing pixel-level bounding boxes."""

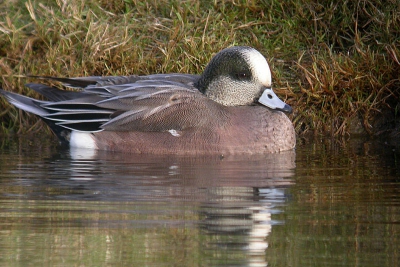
[
  {"left": 29, "top": 74, "right": 199, "bottom": 89},
  {"left": 25, "top": 75, "right": 224, "bottom": 133},
  {"left": 96, "top": 85, "right": 220, "bottom": 132}
]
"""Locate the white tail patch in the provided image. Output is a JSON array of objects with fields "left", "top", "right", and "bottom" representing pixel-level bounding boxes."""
[{"left": 70, "top": 131, "right": 98, "bottom": 149}]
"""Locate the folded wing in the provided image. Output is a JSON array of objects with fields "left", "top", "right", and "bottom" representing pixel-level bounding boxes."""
[{"left": 1, "top": 74, "right": 223, "bottom": 134}]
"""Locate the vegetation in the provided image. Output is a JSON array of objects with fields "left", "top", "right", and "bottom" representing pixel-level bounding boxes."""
[{"left": 0, "top": 0, "right": 399, "bottom": 136}]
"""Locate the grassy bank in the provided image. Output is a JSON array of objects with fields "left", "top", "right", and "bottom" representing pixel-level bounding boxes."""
[{"left": 0, "top": 0, "right": 399, "bottom": 136}]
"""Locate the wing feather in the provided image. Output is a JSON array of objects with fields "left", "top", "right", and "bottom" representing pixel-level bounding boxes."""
[{"left": 7, "top": 74, "right": 225, "bottom": 133}]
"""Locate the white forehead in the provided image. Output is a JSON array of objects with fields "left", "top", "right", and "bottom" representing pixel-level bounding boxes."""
[{"left": 245, "top": 49, "right": 272, "bottom": 87}]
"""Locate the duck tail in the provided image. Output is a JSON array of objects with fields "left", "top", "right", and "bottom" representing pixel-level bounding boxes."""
[
  {"left": 0, "top": 88, "right": 49, "bottom": 116},
  {"left": 0, "top": 88, "right": 72, "bottom": 146}
]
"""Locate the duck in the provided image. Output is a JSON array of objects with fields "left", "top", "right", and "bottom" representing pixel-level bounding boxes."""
[{"left": 0, "top": 46, "right": 295, "bottom": 155}]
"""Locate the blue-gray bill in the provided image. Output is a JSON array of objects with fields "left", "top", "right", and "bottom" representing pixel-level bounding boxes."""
[{"left": 258, "top": 88, "right": 292, "bottom": 113}]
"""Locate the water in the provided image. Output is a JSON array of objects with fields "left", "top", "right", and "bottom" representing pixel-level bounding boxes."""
[{"left": 0, "top": 135, "right": 399, "bottom": 266}]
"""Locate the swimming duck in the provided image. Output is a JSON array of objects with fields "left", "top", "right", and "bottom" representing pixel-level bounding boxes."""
[{"left": 0, "top": 46, "right": 295, "bottom": 154}]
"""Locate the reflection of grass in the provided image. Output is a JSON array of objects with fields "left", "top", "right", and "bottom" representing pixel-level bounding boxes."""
[
  {"left": 267, "top": 138, "right": 400, "bottom": 267},
  {"left": 0, "top": 199, "right": 204, "bottom": 266},
  {"left": 0, "top": 0, "right": 398, "bottom": 136}
]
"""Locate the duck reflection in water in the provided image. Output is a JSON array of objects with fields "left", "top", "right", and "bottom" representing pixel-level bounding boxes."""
[
  {"left": 4, "top": 144, "right": 295, "bottom": 267},
  {"left": 66, "top": 148, "right": 295, "bottom": 267}
]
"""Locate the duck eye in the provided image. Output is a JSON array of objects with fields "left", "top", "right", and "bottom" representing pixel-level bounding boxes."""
[{"left": 235, "top": 72, "right": 250, "bottom": 80}]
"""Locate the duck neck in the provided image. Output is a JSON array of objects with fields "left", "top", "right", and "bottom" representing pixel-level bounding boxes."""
[
  {"left": 194, "top": 77, "right": 208, "bottom": 94},
  {"left": 195, "top": 56, "right": 222, "bottom": 94}
]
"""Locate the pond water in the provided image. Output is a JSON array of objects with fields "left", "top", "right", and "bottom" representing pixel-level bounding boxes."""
[{"left": 0, "top": 135, "right": 398, "bottom": 266}]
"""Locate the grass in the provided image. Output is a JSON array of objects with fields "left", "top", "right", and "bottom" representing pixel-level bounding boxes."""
[{"left": 0, "top": 0, "right": 399, "bottom": 136}]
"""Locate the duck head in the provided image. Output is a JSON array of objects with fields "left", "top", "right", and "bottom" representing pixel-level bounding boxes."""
[{"left": 195, "top": 46, "right": 292, "bottom": 113}]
